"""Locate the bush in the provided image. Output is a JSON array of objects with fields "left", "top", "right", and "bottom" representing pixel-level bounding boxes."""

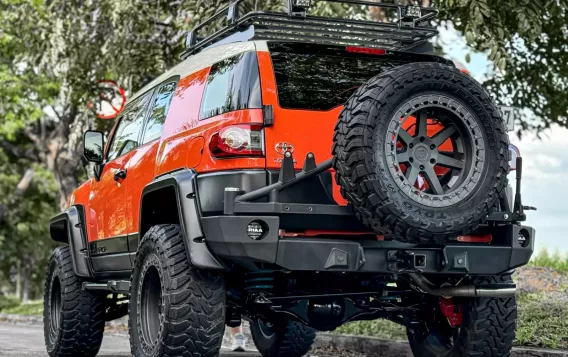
[
  {"left": 1, "top": 300, "right": 43, "bottom": 316},
  {"left": 0, "top": 295, "right": 20, "bottom": 311},
  {"left": 530, "top": 249, "right": 568, "bottom": 273}
]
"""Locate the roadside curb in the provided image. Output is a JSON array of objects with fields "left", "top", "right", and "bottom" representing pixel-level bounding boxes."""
[
  {"left": 1, "top": 313, "right": 566, "bottom": 357},
  {"left": 314, "top": 333, "right": 568, "bottom": 357}
]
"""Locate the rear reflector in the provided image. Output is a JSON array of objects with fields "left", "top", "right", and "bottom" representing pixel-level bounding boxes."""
[
  {"left": 346, "top": 46, "right": 386, "bottom": 55},
  {"left": 209, "top": 124, "right": 264, "bottom": 158},
  {"left": 457, "top": 234, "right": 492, "bottom": 243}
]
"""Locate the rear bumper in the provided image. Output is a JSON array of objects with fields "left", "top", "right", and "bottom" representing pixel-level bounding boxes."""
[{"left": 201, "top": 215, "right": 534, "bottom": 275}]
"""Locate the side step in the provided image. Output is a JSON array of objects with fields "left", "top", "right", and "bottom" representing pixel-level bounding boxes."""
[{"left": 83, "top": 280, "right": 131, "bottom": 294}]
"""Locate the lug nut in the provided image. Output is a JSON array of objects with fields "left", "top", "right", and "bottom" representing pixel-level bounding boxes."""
[
  {"left": 430, "top": 144, "right": 436, "bottom": 149},
  {"left": 420, "top": 165, "right": 425, "bottom": 170},
  {"left": 409, "top": 143, "right": 414, "bottom": 148},
  {"left": 430, "top": 158, "right": 436, "bottom": 164}
]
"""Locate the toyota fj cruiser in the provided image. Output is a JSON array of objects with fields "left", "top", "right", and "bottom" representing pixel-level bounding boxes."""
[{"left": 44, "top": 1, "right": 534, "bottom": 357}]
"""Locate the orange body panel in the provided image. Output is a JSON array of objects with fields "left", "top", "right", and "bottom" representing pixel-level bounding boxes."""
[
  {"left": 257, "top": 51, "right": 348, "bottom": 205},
  {"left": 87, "top": 152, "right": 133, "bottom": 241},
  {"left": 125, "top": 141, "right": 160, "bottom": 234}
]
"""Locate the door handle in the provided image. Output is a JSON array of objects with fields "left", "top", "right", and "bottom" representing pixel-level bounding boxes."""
[{"left": 113, "top": 169, "right": 127, "bottom": 182}]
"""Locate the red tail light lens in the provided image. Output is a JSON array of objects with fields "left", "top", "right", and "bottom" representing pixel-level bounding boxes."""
[
  {"left": 346, "top": 46, "right": 386, "bottom": 55},
  {"left": 209, "top": 124, "right": 264, "bottom": 158}
]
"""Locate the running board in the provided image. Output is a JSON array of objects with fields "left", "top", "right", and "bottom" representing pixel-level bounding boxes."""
[{"left": 83, "top": 280, "right": 130, "bottom": 294}]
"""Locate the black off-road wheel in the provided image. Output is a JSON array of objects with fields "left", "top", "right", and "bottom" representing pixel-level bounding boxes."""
[
  {"left": 43, "top": 246, "right": 105, "bottom": 357},
  {"left": 129, "top": 224, "right": 226, "bottom": 357},
  {"left": 407, "top": 275, "right": 517, "bottom": 357},
  {"left": 250, "top": 318, "right": 316, "bottom": 357},
  {"left": 333, "top": 62, "right": 509, "bottom": 243}
]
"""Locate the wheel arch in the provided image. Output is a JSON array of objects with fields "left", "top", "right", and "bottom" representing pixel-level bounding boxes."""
[
  {"left": 49, "top": 205, "right": 93, "bottom": 278},
  {"left": 139, "top": 169, "right": 228, "bottom": 271}
]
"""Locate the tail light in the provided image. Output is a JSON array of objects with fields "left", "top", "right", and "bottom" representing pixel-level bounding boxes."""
[
  {"left": 209, "top": 124, "right": 264, "bottom": 158},
  {"left": 346, "top": 46, "right": 386, "bottom": 55},
  {"left": 508, "top": 144, "right": 520, "bottom": 171}
]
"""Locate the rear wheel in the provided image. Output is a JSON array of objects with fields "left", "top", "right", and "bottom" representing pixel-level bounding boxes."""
[
  {"left": 43, "top": 246, "right": 105, "bottom": 357},
  {"left": 250, "top": 318, "right": 316, "bottom": 357},
  {"left": 129, "top": 224, "right": 226, "bottom": 357},
  {"left": 407, "top": 275, "right": 517, "bottom": 357},
  {"left": 333, "top": 62, "right": 509, "bottom": 243}
]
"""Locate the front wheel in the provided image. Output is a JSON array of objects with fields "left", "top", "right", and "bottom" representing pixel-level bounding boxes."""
[
  {"left": 43, "top": 246, "right": 105, "bottom": 357},
  {"left": 129, "top": 224, "right": 226, "bottom": 357},
  {"left": 407, "top": 275, "right": 517, "bottom": 357},
  {"left": 250, "top": 318, "right": 316, "bottom": 357}
]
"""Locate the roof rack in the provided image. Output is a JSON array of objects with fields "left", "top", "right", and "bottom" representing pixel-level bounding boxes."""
[{"left": 181, "top": 0, "right": 438, "bottom": 59}]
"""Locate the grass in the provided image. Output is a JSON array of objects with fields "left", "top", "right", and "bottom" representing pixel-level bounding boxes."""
[
  {"left": 529, "top": 249, "right": 568, "bottom": 273},
  {"left": 1, "top": 300, "right": 43, "bottom": 316}
]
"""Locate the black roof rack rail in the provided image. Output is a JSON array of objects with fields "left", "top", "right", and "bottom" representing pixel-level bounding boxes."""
[{"left": 181, "top": 0, "right": 438, "bottom": 59}]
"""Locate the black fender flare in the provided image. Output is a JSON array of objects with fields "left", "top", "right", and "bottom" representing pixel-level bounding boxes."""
[
  {"left": 139, "top": 169, "right": 228, "bottom": 271},
  {"left": 49, "top": 205, "right": 93, "bottom": 278}
]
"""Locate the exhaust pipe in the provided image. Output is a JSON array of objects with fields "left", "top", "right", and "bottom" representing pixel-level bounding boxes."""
[{"left": 408, "top": 272, "right": 516, "bottom": 298}]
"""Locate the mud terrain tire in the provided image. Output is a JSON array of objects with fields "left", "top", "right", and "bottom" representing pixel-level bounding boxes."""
[
  {"left": 250, "top": 319, "right": 316, "bottom": 357},
  {"left": 407, "top": 274, "right": 516, "bottom": 357},
  {"left": 43, "top": 246, "right": 105, "bottom": 357},
  {"left": 333, "top": 62, "right": 509, "bottom": 243},
  {"left": 129, "top": 224, "right": 226, "bottom": 357}
]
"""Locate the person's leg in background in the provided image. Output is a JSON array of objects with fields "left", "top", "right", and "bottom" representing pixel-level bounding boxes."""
[{"left": 230, "top": 326, "right": 246, "bottom": 352}]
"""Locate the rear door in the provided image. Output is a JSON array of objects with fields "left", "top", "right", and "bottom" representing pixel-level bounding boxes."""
[{"left": 258, "top": 43, "right": 408, "bottom": 170}]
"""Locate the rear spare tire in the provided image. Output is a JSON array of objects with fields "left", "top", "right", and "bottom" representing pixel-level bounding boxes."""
[{"left": 333, "top": 62, "right": 509, "bottom": 243}]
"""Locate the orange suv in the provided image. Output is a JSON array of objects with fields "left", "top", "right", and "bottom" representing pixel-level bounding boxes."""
[{"left": 44, "top": 1, "right": 534, "bottom": 357}]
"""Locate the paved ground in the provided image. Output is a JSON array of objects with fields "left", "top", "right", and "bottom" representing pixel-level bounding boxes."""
[{"left": 0, "top": 323, "right": 264, "bottom": 357}]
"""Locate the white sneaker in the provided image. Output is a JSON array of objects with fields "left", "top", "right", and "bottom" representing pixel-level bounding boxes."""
[{"left": 231, "top": 333, "right": 246, "bottom": 352}]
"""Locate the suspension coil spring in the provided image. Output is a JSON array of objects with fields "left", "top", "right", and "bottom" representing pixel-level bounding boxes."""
[{"left": 245, "top": 270, "right": 276, "bottom": 293}]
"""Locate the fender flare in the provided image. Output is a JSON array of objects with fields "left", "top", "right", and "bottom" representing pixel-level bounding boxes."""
[
  {"left": 139, "top": 169, "right": 228, "bottom": 271},
  {"left": 49, "top": 205, "right": 93, "bottom": 278}
]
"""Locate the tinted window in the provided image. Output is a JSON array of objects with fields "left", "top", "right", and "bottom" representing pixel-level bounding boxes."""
[
  {"left": 107, "top": 92, "right": 152, "bottom": 161},
  {"left": 269, "top": 43, "right": 404, "bottom": 110},
  {"left": 142, "top": 81, "right": 177, "bottom": 144},
  {"left": 200, "top": 52, "right": 262, "bottom": 120}
]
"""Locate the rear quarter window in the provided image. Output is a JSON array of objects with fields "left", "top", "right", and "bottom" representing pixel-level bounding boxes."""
[{"left": 200, "top": 51, "right": 262, "bottom": 119}]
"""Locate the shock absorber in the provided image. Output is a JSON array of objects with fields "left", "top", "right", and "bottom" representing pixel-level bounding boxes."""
[{"left": 244, "top": 270, "right": 276, "bottom": 293}]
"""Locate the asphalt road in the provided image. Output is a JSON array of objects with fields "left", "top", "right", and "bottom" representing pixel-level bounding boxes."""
[{"left": 0, "top": 323, "right": 263, "bottom": 357}]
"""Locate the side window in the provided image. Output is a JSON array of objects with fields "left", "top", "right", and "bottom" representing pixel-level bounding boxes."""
[
  {"left": 199, "top": 51, "right": 262, "bottom": 120},
  {"left": 142, "top": 80, "right": 177, "bottom": 144},
  {"left": 106, "top": 92, "right": 152, "bottom": 161}
]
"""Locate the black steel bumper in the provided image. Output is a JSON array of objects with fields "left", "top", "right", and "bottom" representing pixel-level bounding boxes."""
[
  {"left": 201, "top": 215, "right": 534, "bottom": 275},
  {"left": 197, "top": 153, "right": 534, "bottom": 275}
]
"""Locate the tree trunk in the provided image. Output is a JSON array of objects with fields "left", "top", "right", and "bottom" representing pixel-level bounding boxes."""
[
  {"left": 22, "top": 260, "right": 30, "bottom": 304},
  {"left": 15, "top": 260, "right": 22, "bottom": 301}
]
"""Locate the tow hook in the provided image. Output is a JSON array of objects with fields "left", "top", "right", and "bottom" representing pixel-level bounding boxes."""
[{"left": 440, "top": 297, "right": 462, "bottom": 327}]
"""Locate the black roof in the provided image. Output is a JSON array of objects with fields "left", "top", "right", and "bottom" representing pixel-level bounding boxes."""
[{"left": 182, "top": 0, "right": 439, "bottom": 59}]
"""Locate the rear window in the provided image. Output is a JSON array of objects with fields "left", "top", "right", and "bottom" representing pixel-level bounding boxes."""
[{"left": 269, "top": 43, "right": 404, "bottom": 111}]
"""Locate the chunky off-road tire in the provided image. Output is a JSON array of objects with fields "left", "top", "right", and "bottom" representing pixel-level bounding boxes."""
[
  {"left": 333, "top": 62, "right": 509, "bottom": 243},
  {"left": 43, "top": 246, "right": 105, "bottom": 357},
  {"left": 407, "top": 275, "right": 517, "bottom": 357},
  {"left": 250, "top": 319, "right": 316, "bottom": 357},
  {"left": 129, "top": 224, "right": 226, "bottom": 357}
]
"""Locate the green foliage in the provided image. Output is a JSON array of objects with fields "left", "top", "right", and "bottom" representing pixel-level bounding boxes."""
[
  {"left": 436, "top": 0, "right": 568, "bottom": 132},
  {"left": 0, "top": 300, "right": 43, "bottom": 316},
  {"left": 336, "top": 319, "right": 406, "bottom": 340},
  {"left": 530, "top": 248, "right": 568, "bottom": 272},
  {"left": 516, "top": 292, "right": 568, "bottom": 349},
  {"left": 0, "top": 295, "right": 20, "bottom": 311}
]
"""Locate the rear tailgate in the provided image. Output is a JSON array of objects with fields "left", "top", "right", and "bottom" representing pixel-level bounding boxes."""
[{"left": 257, "top": 42, "right": 447, "bottom": 171}]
